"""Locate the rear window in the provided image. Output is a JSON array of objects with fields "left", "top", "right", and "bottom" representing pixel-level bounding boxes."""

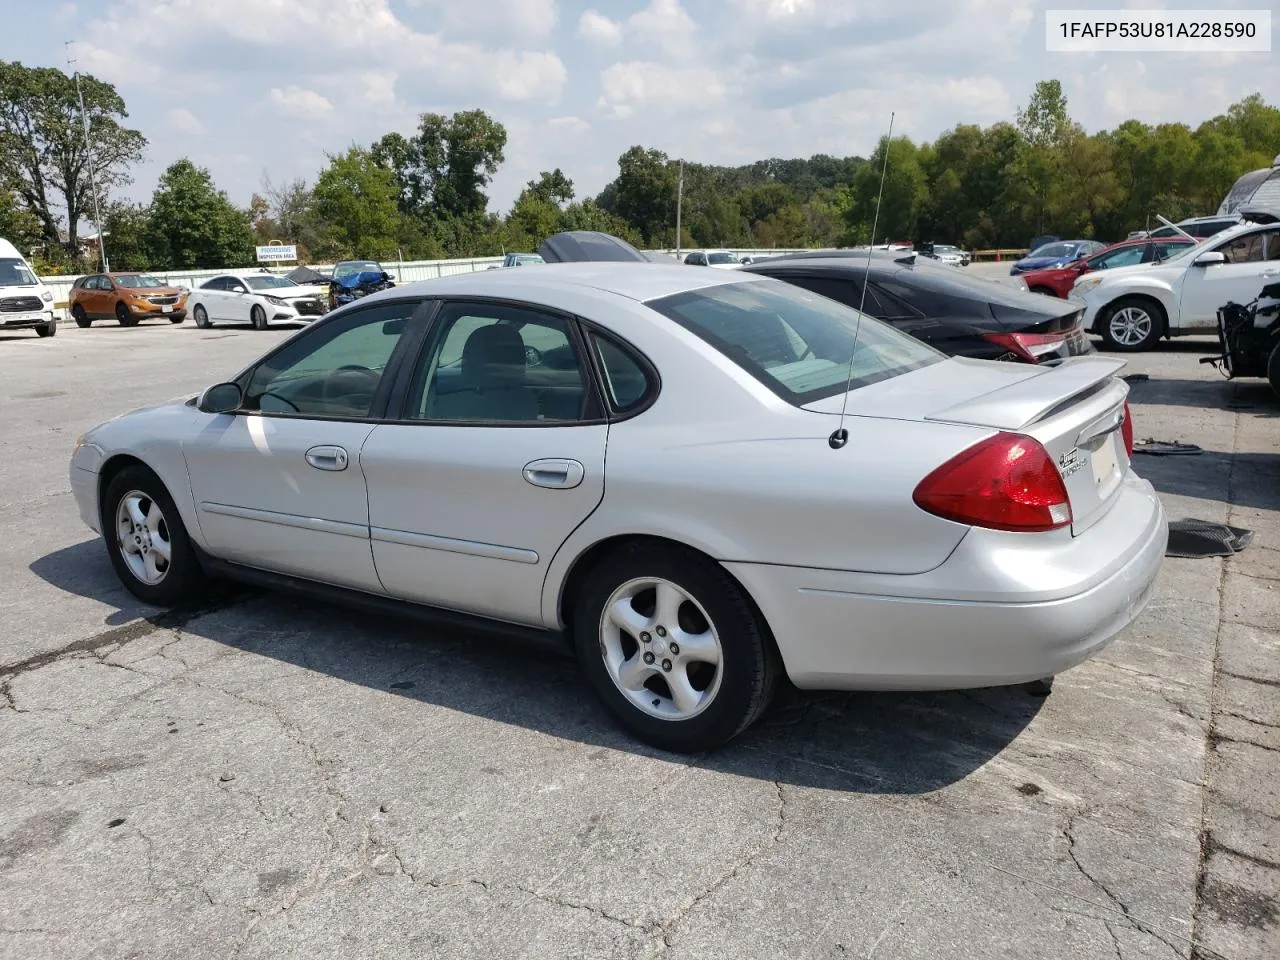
[{"left": 647, "top": 279, "right": 942, "bottom": 405}]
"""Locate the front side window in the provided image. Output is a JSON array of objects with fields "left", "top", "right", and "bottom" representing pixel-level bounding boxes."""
[
  {"left": 647, "top": 278, "right": 942, "bottom": 405},
  {"left": 1218, "top": 232, "right": 1266, "bottom": 264},
  {"left": 243, "top": 302, "right": 416, "bottom": 418},
  {"left": 707, "top": 252, "right": 739, "bottom": 265},
  {"left": 407, "top": 302, "right": 591, "bottom": 423}
]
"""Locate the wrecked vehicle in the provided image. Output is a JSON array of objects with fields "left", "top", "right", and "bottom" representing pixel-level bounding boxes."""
[
  {"left": 1204, "top": 278, "right": 1280, "bottom": 398},
  {"left": 328, "top": 260, "right": 396, "bottom": 310}
]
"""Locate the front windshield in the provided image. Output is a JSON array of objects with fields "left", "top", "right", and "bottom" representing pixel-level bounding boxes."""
[
  {"left": 114, "top": 274, "right": 168, "bottom": 288},
  {"left": 707, "top": 252, "right": 740, "bottom": 265},
  {"left": 0, "top": 258, "right": 38, "bottom": 287},
  {"left": 647, "top": 278, "right": 942, "bottom": 404},
  {"left": 933, "top": 245, "right": 956, "bottom": 253},
  {"left": 1030, "top": 243, "right": 1077, "bottom": 258},
  {"left": 333, "top": 260, "right": 381, "bottom": 279},
  {"left": 245, "top": 275, "right": 298, "bottom": 290}
]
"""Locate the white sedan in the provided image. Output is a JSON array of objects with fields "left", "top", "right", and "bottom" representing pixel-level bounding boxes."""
[
  {"left": 69, "top": 264, "right": 1166, "bottom": 752},
  {"left": 1071, "top": 214, "right": 1280, "bottom": 351},
  {"left": 188, "top": 273, "right": 328, "bottom": 330}
]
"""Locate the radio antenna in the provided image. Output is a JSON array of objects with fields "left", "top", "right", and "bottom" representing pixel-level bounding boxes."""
[{"left": 829, "top": 111, "right": 894, "bottom": 450}]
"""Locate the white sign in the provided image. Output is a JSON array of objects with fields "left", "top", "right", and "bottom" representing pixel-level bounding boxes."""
[{"left": 256, "top": 244, "right": 298, "bottom": 262}]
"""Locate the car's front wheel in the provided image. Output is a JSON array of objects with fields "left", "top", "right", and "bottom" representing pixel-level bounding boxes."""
[
  {"left": 573, "top": 542, "right": 779, "bottom": 752},
  {"left": 1099, "top": 297, "right": 1163, "bottom": 351},
  {"left": 35, "top": 320, "right": 56, "bottom": 337},
  {"left": 101, "top": 464, "right": 206, "bottom": 606},
  {"left": 251, "top": 305, "right": 268, "bottom": 331},
  {"left": 193, "top": 305, "right": 210, "bottom": 328},
  {"left": 116, "top": 302, "right": 139, "bottom": 327}
]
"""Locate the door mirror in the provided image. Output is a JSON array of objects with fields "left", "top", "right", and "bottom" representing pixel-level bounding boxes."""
[
  {"left": 1194, "top": 251, "right": 1226, "bottom": 267},
  {"left": 198, "top": 382, "right": 243, "bottom": 414}
]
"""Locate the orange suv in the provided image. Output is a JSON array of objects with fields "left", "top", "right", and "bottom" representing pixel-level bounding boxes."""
[{"left": 69, "top": 273, "right": 189, "bottom": 327}]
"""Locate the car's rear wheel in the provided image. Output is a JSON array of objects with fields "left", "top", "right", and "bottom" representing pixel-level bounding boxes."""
[
  {"left": 101, "top": 464, "right": 206, "bottom": 606},
  {"left": 251, "top": 305, "right": 268, "bottom": 331},
  {"left": 573, "top": 542, "right": 779, "bottom": 752},
  {"left": 35, "top": 320, "right": 56, "bottom": 337},
  {"left": 193, "top": 304, "right": 210, "bottom": 328},
  {"left": 72, "top": 305, "right": 92, "bottom": 328},
  {"left": 1099, "top": 297, "right": 1163, "bottom": 351},
  {"left": 116, "top": 302, "right": 139, "bottom": 327}
]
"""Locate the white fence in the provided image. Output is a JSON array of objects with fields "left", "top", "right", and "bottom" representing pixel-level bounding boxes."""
[{"left": 38, "top": 248, "right": 811, "bottom": 311}]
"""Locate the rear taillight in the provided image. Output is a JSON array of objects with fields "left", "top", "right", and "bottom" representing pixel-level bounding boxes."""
[
  {"left": 982, "top": 330, "right": 1074, "bottom": 363},
  {"left": 1121, "top": 399, "right": 1134, "bottom": 457},
  {"left": 913, "top": 432, "right": 1072, "bottom": 532}
]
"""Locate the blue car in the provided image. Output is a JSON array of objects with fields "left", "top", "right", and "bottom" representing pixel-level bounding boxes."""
[{"left": 1010, "top": 240, "right": 1105, "bottom": 276}]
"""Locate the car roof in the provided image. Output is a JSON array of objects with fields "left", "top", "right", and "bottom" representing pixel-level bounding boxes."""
[{"left": 359, "top": 262, "right": 761, "bottom": 306}]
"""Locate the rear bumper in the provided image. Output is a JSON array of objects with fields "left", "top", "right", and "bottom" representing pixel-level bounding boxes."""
[{"left": 725, "top": 473, "right": 1167, "bottom": 690}]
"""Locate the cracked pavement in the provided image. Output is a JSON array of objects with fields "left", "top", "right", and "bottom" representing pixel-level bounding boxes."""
[{"left": 1, "top": 300, "right": 1277, "bottom": 959}]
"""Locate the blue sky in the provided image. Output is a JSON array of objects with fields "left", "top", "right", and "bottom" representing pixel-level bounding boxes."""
[{"left": 5, "top": 1, "right": 1277, "bottom": 216}]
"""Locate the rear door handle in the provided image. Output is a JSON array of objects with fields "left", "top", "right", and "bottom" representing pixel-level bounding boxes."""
[
  {"left": 305, "top": 445, "right": 349, "bottom": 471},
  {"left": 523, "top": 458, "right": 585, "bottom": 489}
]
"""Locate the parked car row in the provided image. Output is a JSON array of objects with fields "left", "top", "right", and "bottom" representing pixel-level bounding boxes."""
[{"left": 72, "top": 234, "right": 1165, "bottom": 752}]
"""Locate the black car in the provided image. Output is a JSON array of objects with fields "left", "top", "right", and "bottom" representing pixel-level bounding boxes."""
[{"left": 744, "top": 251, "right": 1092, "bottom": 363}]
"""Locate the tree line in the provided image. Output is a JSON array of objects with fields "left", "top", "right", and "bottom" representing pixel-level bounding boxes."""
[{"left": 1, "top": 60, "right": 1276, "bottom": 273}]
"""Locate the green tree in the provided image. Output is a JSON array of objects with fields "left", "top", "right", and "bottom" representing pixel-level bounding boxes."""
[
  {"left": 373, "top": 110, "right": 507, "bottom": 223},
  {"left": 0, "top": 184, "right": 41, "bottom": 251},
  {"left": 145, "top": 159, "right": 254, "bottom": 269},
  {"left": 0, "top": 61, "right": 146, "bottom": 261},
  {"left": 101, "top": 201, "right": 152, "bottom": 270},
  {"left": 612, "top": 146, "right": 677, "bottom": 244},
  {"left": 845, "top": 136, "right": 927, "bottom": 244},
  {"left": 312, "top": 147, "right": 403, "bottom": 260},
  {"left": 525, "top": 168, "right": 574, "bottom": 206}
]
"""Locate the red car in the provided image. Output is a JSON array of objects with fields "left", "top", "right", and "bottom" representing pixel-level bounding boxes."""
[{"left": 1022, "top": 236, "right": 1197, "bottom": 298}]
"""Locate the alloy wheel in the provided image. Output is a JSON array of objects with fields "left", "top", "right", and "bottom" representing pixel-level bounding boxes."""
[
  {"left": 1109, "top": 306, "right": 1153, "bottom": 347},
  {"left": 114, "top": 490, "right": 172, "bottom": 585},
  {"left": 598, "top": 576, "right": 724, "bottom": 721}
]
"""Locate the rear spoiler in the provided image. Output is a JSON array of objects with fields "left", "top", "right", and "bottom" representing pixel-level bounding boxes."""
[{"left": 925, "top": 357, "right": 1127, "bottom": 431}]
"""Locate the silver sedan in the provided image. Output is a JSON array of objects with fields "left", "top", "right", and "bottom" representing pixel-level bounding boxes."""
[{"left": 69, "top": 264, "right": 1167, "bottom": 752}]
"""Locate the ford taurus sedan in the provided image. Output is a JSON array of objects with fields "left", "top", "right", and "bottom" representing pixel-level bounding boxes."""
[{"left": 69, "top": 264, "right": 1167, "bottom": 752}]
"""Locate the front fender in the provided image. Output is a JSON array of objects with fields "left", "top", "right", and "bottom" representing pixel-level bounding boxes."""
[{"left": 1092, "top": 281, "right": 1177, "bottom": 333}]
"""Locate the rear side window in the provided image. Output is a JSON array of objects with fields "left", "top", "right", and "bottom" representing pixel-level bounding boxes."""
[
  {"left": 590, "top": 333, "right": 653, "bottom": 412},
  {"left": 647, "top": 279, "right": 941, "bottom": 405},
  {"left": 779, "top": 274, "right": 920, "bottom": 321}
]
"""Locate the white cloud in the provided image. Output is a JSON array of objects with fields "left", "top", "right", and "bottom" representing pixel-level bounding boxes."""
[
  {"left": 597, "top": 62, "right": 726, "bottom": 120},
  {"left": 548, "top": 115, "right": 592, "bottom": 134},
  {"left": 578, "top": 10, "right": 623, "bottom": 45},
  {"left": 269, "top": 86, "right": 335, "bottom": 120},
  {"left": 165, "top": 107, "right": 206, "bottom": 136}
]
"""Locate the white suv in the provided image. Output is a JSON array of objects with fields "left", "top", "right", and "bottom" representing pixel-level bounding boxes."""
[
  {"left": 1072, "top": 217, "right": 1280, "bottom": 351},
  {"left": 0, "top": 238, "right": 57, "bottom": 338}
]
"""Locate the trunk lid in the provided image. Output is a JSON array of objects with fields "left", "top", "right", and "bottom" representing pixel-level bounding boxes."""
[{"left": 805, "top": 355, "right": 1131, "bottom": 535}]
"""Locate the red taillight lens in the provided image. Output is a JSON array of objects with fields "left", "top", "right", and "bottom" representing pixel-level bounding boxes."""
[
  {"left": 982, "top": 330, "right": 1076, "bottom": 363},
  {"left": 913, "top": 432, "right": 1073, "bottom": 532},
  {"left": 1121, "top": 399, "right": 1134, "bottom": 457}
]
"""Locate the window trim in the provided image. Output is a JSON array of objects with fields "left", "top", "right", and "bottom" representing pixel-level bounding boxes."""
[
  {"left": 228, "top": 297, "right": 433, "bottom": 424},
  {"left": 385, "top": 296, "right": 611, "bottom": 429}
]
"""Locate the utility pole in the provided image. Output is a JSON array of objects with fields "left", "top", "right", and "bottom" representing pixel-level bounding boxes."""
[
  {"left": 675, "top": 159, "right": 684, "bottom": 260},
  {"left": 65, "top": 42, "right": 109, "bottom": 272}
]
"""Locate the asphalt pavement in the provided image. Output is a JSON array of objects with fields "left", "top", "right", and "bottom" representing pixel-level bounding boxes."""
[{"left": 1, "top": 293, "right": 1277, "bottom": 960}]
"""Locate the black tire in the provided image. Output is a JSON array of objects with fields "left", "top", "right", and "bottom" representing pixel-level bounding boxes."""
[
  {"left": 101, "top": 464, "right": 207, "bottom": 607},
  {"left": 72, "top": 305, "right": 92, "bottom": 328},
  {"left": 116, "top": 302, "right": 139, "bottom": 327},
  {"left": 572, "top": 542, "right": 780, "bottom": 752},
  {"left": 168, "top": 313, "right": 185, "bottom": 324},
  {"left": 1097, "top": 296, "right": 1163, "bottom": 352},
  {"left": 35, "top": 320, "right": 56, "bottom": 337},
  {"left": 193, "top": 304, "right": 210, "bottom": 329},
  {"left": 1267, "top": 340, "right": 1280, "bottom": 401},
  {"left": 251, "top": 305, "right": 268, "bottom": 331}
]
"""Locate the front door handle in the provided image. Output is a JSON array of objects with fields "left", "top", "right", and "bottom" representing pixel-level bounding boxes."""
[
  {"left": 305, "top": 445, "right": 349, "bottom": 471},
  {"left": 523, "top": 458, "right": 585, "bottom": 489}
]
